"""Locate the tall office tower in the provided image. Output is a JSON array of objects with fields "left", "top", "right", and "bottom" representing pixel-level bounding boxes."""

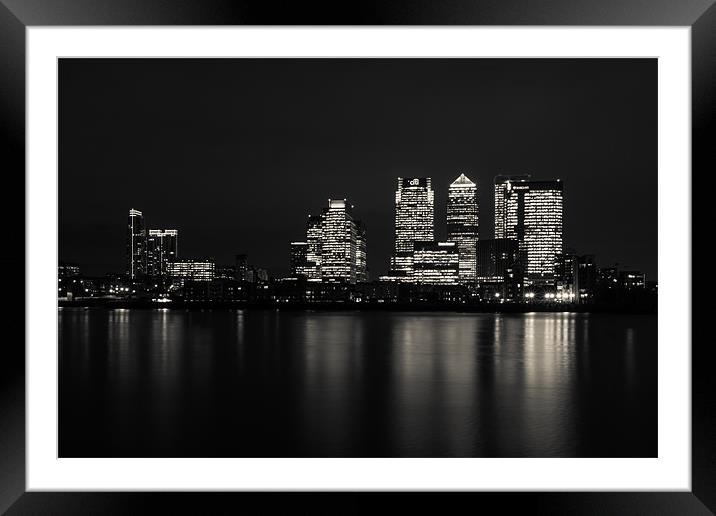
[
  {"left": 493, "top": 175, "right": 563, "bottom": 281},
  {"left": 412, "top": 241, "right": 459, "bottom": 285},
  {"left": 126, "top": 208, "right": 147, "bottom": 280},
  {"left": 320, "top": 199, "right": 357, "bottom": 283},
  {"left": 290, "top": 242, "right": 309, "bottom": 278},
  {"left": 305, "top": 214, "right": 324, "bottom": 281},
  {"left": 476, "top": 238, "right": 519, "bottom": 282},
  {"left": 355, "top": 220, "right": 368, "bottom": 282},
  {"left": 147, "top": 229, "right": 179, "bottom": 277},
  {"left": 447, "top": 173, "right": 479, "bottom": 284},
  {"left": 234, "top": 254, "right": 249, "bottom": 281},
  {"left": 494, "top": 174, "right": 532, "bottom": 240},
  {"left": 390, "top": 177, "right": 435, "bottom": 280}
]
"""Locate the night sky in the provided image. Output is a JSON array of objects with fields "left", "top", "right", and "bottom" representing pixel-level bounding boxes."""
[{"left": 59, "top": 58, "right": 657, "bottom": 280}]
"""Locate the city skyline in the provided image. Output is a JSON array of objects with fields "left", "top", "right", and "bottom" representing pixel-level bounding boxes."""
[
  {"left": 59, "top": 171, "right": 652, "bottom": 308},
  {"left": 59, "top": 58, "right": 657, "bottom": 279},
  {"left": 71, "top": 170, "right": 652, "bottom": 292}
]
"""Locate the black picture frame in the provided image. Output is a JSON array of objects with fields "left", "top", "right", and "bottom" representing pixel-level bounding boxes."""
[{"left": 0, "top": 1, "right": 708, "bottom": 513}]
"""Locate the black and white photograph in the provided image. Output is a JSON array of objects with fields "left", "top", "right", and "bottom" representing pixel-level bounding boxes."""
[
  {"left": 3, "top": 2, "right": 711, "bottom": 509},
  {"left": 58, "top": 57, "right": 658, "bottom": 459}
]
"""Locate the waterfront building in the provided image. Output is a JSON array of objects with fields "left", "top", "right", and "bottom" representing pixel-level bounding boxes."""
[
  {"left": 598, "top": 266, "right": 619, "bottom": 293},
  {"left": 390, "top": 177, "right": 435, "bottom": 280},
  {"left": 255, "top": 268, "right": 269, "bottom": 282},
  {"left": 412, "top": 241, "right": 459, "bottom": 285},
  {"left": 619, "top": 270, "right": 646, "bottom": 290},
  {"left": 476, "top": 238, "right": 521, "bottom": 301},
  {"left": 146, "top": 229, "right": 178, "bottom": 277},
  {"left": 215, "top": 265, "right": 236, "bottom": 280},
  {"left": 290, "top": 242, "right": 310, "bottom": 278},
  {"left": 575, "top": 254, "right": 598, "bottom": 302},
  {"left": 305, "top": 214, "right": 324, "bottom": 281},
  {"left": 355, "top": 220, "right": 368, "bottom": 282},
  {"left": 493, "top": 175, "right": 563, "bottom": 281},
  {"left": 234, "top": 254, "right": 249, "bottom": 281},
  {"left": 58, "top": 262, "right": 81, "bottom": 278},
  {"left": 447, "top": 173, "right": 479, "bottom": 284},
  {"left": 167, "top": 259, "right": 216, "bottom": 284},
  {"left": 321, "top": 199, "right": 357, "bottom": 283},
  {"left": 476, "top": 238, "right": 519, "bottom": 281},
  {"left": 126, "top": 208, "right": 147, "bottom": 280}
]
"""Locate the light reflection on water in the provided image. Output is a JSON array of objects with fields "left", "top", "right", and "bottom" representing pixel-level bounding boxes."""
[{"left": 59, "top": 309, "right": 656, "bottom": 458}]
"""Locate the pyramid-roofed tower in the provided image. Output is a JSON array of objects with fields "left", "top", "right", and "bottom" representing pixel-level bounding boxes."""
[{"left": 450, "top": 172, "right": 476, "bottom": 187}]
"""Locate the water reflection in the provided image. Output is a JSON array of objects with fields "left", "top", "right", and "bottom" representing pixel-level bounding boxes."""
[{"left": 59, "top": 309, "right": 657, "bottom": 458}]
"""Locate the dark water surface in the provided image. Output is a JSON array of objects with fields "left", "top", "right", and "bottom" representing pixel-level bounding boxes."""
[{"left": 59, "top": 309, "right": 656, "bottom": 457}]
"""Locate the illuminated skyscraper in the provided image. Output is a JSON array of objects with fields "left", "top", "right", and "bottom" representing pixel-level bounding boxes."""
[
  {"left": 355, "top": 220, "right": 368, "bottom": 282},
  {"left": 494, "top": 176, "right": 563, "bottom": 281},
  {"left": 494, "top": 174, "right": 531, "bottom": 240},
  {"left": 447, "top": 173, "right": 479, "bottom": 284},
  {"left": 390, "top": 177, "right": 434, "bottom": 280},
  {"left": 147, "top": 229, "right": 178, "bottom": 277},
  {"left": 320, "top": 199, "right": 357, "bottom": 283},
  {"left": 305, "top": 214, "right": 324, "bottom": 281},
  {"left": 126, "top": 208, "right": 146, "bottom": 280},
  {"left": 412, "top": 241, "right": 459, "bottom": 285}
]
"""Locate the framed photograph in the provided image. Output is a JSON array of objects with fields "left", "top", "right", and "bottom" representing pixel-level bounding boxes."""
[{"left": 1, "top": 1, "right": 708, "bottom": 513}]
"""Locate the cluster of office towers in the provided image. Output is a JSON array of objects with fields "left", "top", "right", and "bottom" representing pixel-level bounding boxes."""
[
  {"left": 290, "top": 199, "right": 368, "bottom": 283},
  {"left": 126, "top": 210, "right": 224, "bottom": 282},
  {"left": 126, "top": 209, "right": 181, "bottom": 279},
  {"left": 290, "top": 173, "right": 564, "bottom": 287}
]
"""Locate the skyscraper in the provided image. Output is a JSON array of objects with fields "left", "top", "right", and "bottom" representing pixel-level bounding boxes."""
[
  {"left": 234, "top": 254, "right": 249, "bottom": 281},
  {"left": 290, "top": 242, "right": 309, "bottom": 278},
  {"left": 390, "top": 177, "right": 434, "bottom": 280},
  {"left": 494, "top": 174, "right": 532, "bottom": 240},
  {"left": 320, "top": 199, "right": 357, "bottom": 283},
  {"left": 355, "top": 220, "right": 368, "bottom": 282},
  {"left": 494, "top": 175, "right": 563, "bottom": 281},
  {"left": 305, "top": 214, "right": 323, "bottom": 281},
  {"left": 447, "top": 173, "right": 479, "bottom": 285},
  {"left": 126, "top": 208, "right": 146, "bottom": 280},
  {"left": 476, "top": 238, "right": 519, "bottom": 282},
  {"left": 147, "top": 229, "right": 178, "bottom": 277}
]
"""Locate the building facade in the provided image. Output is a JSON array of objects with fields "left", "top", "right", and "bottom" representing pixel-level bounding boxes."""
[
  {"left": 147, "top": 229, "right": 178, "bottom": 277},
  {"left": 494, "top": 175, "right": 531, "bottom": 240},
  {"left": 494, "top": 175, "right": 563, "bottom": 282},
  {"left": 126, "top": 208, "right": 147, "bottom": 280},
  {"left": 234, "top": 254, "right": 249, "bottom": 281},
  {"left": 447, "top": 173, "right": 479, "bottom": 285},
  {"left": 390, "top": 177, "right": 435, "bottom": 280},
  {"left": 412, "top": 241, "right": 459, "bottom": 285},
  {"left": 355, "top": 220, "right": 368, "bottom": 282},
  {"left": 619, "top": 270, "right": 646, "bottom": 290},
  {"left": 476, "top": 238, "right": 522, "bottom": 301},
  {"left": 320, "top": 199, "right": 357, "bottom": 283},
  {"left": 305, "top": 214, "right": 324, "bottom": 281},
  {"left": 476, "top": 238, "right": 519, "bottom": 281},
  {"left": 167, "top": 259, "right": 216, "bottom": 283},
  {"left": 290, "top": 242, "right": 310, "bottom": 278}
]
